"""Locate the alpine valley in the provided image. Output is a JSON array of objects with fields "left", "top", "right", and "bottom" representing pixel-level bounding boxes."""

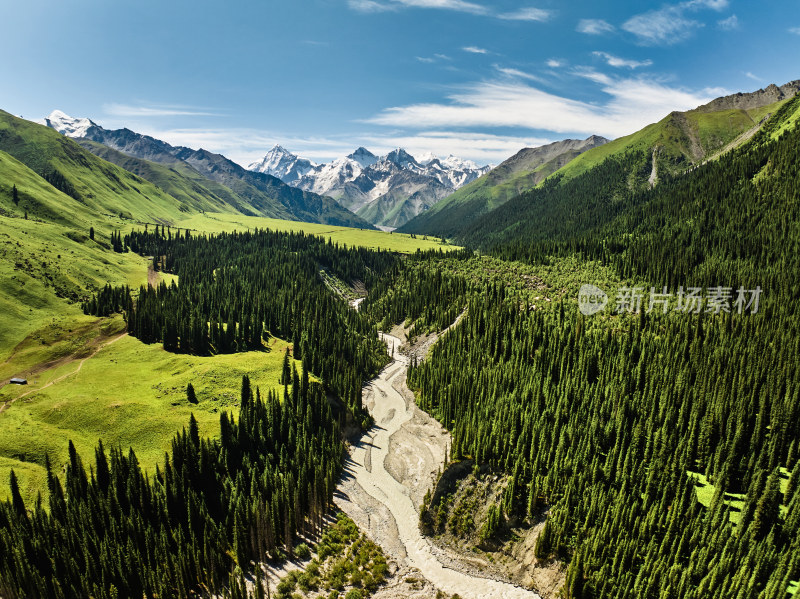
[{"left": 0, "top": 73, "right": 799, "bottom": 599}]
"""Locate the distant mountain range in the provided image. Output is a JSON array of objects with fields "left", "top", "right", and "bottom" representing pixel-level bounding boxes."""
[
  {"left": 38, "top": 111, "right": 373, "bottom": 229},
  {"left": 249, "top": 145, "right": 490, "bottom": 228}
]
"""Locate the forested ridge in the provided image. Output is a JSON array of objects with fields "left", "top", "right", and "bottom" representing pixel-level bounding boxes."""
[
  {"left": 366, "top": 104, "right": 800, "bottom": 598},
  {"left": 0, "top": 373, "right": 342, "bottom": 597}
]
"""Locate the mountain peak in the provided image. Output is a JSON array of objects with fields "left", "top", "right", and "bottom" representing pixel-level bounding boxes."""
[
  {"left": 347, "top": 147, "right": 378, "bottom": 168},
  {"left": 39, "top": 110, "right": 97, "bottom": 138},
  {"left": 249, "top": 145, "right": 316, "bottom": 181},
  {"left": 384, "top": 148, "right": 419, "bottom": 168},
  {"left": 270, "top": 144, "right": 295, "bottom": 156}
]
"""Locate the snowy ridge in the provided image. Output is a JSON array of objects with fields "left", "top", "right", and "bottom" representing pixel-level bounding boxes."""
[{"left": 37, "top": 110, "right": 97, "bottom": 138}]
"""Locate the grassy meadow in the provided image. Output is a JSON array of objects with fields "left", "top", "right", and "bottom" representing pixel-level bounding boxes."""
[
  {"left": 177, "top": 212, "right": 460, "bottom": 253},
  {"left": 0, "top": 321, "right": 298, "bottom": 504}
]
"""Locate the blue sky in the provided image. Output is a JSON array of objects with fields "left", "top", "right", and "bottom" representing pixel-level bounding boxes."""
[{"left": 2, "top": 0, "right": 799, "bottom": 166}]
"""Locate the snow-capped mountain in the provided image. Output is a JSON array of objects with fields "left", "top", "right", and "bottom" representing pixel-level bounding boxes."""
[
  {"left": 249, "top": 145, "right": 490, "bottom": 228},
  {"left": 247, "top": 145, "right": 317, "bottom": 183},
  {"left": 37, "top": 110, "right": 98, "bottom": 138}
]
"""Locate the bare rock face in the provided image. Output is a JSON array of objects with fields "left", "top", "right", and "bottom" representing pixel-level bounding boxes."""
[{"left": 694, "top": 80, "right": 800, "bottom": 113}]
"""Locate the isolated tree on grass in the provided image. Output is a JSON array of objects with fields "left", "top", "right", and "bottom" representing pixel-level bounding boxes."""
[
  {"left": 280, "top": 347, "right": 291, "bottom": 385},
  {"left": 12, "top": 184, "right": 19, "bottom": 205},
  {"left": 186, "top": 383, "right": 198, "bottom": 404},
  {"left": 89, "top": 226, "right": 95, "bottom": 240}
]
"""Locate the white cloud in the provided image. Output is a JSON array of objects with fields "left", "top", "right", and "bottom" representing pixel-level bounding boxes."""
[
  {"left": 417, "top": 53, "right": 451, "bottom": 63},
  {"left": 498, "top": 7, "right": 552, "bottom": 22},
  {"left": 622, "top": 7, "right": 699, "bottom": 45},
  {"left": 593, "top": 51, "right": 652, "bottom": 69},
  {"left": 789, "top": 27, "right": 800, "bottom": 35},
  {"left": 717, "top": 14, "right": 739, "bottom": 30},
  {"left": 494, "top": 65, "right": 546, "bottom": 83},
  {"left": 365, "top": 76, "right": 723, "bottom": 139},
  {"left": 462, "top": 46, "right": 488, "bottom": 54},
  {"left": 744, "top": 72, "right": 761, "bottom": 81},
  {"left": 623, "top": 0, "right": 729, "bottom": 45},
  {"left": 577, "top": 19, "right": 615, "bottom": 35},
  {"left": 103, "top": 104, "right": 223, "bottom": 118},
  {"left": 348, "top": 0, "right": 488, "bottom": 14},
  {"left": 546, "top": 58, "right": 565, "bottom": 68},
  {"left": 347, "top": 0, "right": 395, "bottom": 13}
]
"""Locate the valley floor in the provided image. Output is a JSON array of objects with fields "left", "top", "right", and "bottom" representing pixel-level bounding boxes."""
[{"left": 335, "top": 330, "right": 540, "bottom": 599}]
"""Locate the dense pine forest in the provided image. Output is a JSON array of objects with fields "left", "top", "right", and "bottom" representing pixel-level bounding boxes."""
[
  {"left": 85, "top": 227, "right": 398, "bottom": 423},
  {"left": 364, "top": 103, "right": 800, "bottom": 598},
  {"left": 0, "top": 373, "right": 341, "bottom": 597}
]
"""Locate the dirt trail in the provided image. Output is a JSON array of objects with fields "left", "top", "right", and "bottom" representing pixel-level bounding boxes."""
[
  {"left": 0, "top": 333, "right": 127, "bottom": 414},
  {"left": 335, "top": 332, "right": 539, "bottom": 599}
]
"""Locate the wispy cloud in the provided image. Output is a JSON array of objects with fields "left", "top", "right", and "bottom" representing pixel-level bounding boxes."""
[
  {"left": 717, "top": 14, "right": 739, "bottom": 30},
  {"left": 348, "top": 0, "right": 555, "bottom": 22},
  {"left": 789, "top": 27, "right": 800, "bottom": 35},
  {"left": 104, "top": 103, "right": 223, "bottom": 118},
  {"left": 348, "top": 0, "right": 488, "bottom": 15},
  {"left": 494, "top": 65, "right": 546, "bottom": 83},
  {"left": 577, "top": 19, "right": 615, "bottom": 35},
  {"left": 497, "top": 7, "right": 552, "bottom": 22},
  {"left": 744, "top": 72, "right": 761, "bottom": 82},
  {"left": 417, "top": 53, "right": 451, "bottom": 63},
  {"left": 365, "top": 75, "right": 723, "bottom": 139},
  {"left": 347, "top": 0, "right": 396, "bottom": 13},
  {"left": 462, "top": 46, "right": 488, "bottom": 54},
  {"left": 593, "top": 51, "right": 652, "bottom": 69},
  {"left": 622, "top": 0, "right": 728, "bottom": 45},
  {"left": 546, "top": 58, "right": 565, "bottom": 68}
]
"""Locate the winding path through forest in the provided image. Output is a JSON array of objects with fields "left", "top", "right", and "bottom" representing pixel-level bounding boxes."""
[{"left": 335, "top": 331, "right": 540, "bottom": 599}]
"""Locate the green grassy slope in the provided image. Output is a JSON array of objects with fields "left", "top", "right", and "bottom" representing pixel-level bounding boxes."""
[
  {"left": 402, "top": 99, "right": 786, "bottom": 240},
  {"left": 0, "top": 111, "right": 208, "bottom": 227},
  {"left": 0, "top": 327, "right": 297, "bottom": 504},
  {"left": 554, "top": 101, "right": 782, "bottom": 183},
  {"left": 75, "top": 139, "right": 251, "bottom": 215}
]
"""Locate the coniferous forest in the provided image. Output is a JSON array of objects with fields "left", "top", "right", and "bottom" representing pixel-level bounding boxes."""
[
  {"left": 362, "top": 102, "right": 800, "bottom": 598},
  {"left": 0, "top": 374, "right": 341, "bottom": 597}
]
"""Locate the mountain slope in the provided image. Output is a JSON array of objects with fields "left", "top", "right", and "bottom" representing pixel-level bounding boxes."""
[
  {"left": 553, "top": 81, "right": 800, "bottom": 184},
  {"left": 0, "top": 110, "right": 204, "bottom": 227},
  {"left": 398, "top": 135, "right": 608, "bottom": 236},
  {"left": 458, "top": 90, "right": 800, "bottom": 257},
  {"left": 75, "top": 139, "right": 250, "bottom": 215},
  {"left": 43, "top": 114, "right": 374, "bottom": 229},
  {"left": 250, "top": 145, "right": 489, "bottom": 228},
  {"left": 405, "top": 81, "right": 800, "bottom": 240}
]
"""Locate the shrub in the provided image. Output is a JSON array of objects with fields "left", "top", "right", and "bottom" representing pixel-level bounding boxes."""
[{"left": 295, "top": 543, "right": 311, "bottom": 560}]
